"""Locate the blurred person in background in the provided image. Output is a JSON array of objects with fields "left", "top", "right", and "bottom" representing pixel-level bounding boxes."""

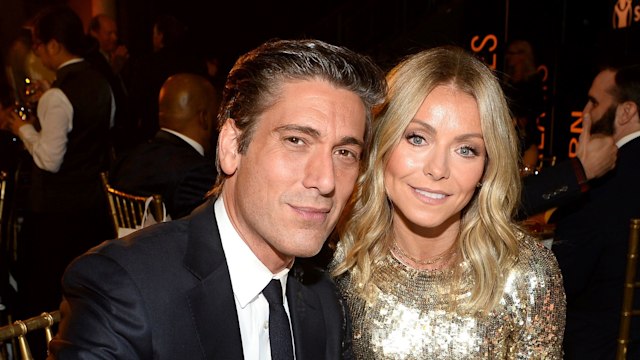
[
  {"left": 109, "top": 73, "right": 219, "bottom": 219},
  {"left": 0, "top": 7, "right": 115, "bottom": 358},
  {"left": 551, "top": 63, "right": 640, "bottom": 359},
  {"left": 87, "top": 14, "right": 137, "bottom": 157},
  {"left": 502, "top": 39, "right": 544, "bottom": 175},
  {"left": 87, "top": 14, "right": 129, "bottom": 76},
  {"left": 128, "top": 14, "right": 207, "bottom": 144}
]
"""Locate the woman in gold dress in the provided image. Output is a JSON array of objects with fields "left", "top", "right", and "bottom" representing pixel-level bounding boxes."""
[{"left": 331, "top": 46, "right": 566, "bottom": 359}]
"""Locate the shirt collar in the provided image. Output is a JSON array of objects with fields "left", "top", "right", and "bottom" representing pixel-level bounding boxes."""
[
  {"left": 214, "top": 197, "right": 290, "bottom": 308},
  {"left": 57, "top": 58, "right": 84, "bottom": 70},
  {"left": 161, "top": 128, "right": 204, "bottom": 156},
  {"left": 617, "top": 130, "right": 640, "bottom": 148}
]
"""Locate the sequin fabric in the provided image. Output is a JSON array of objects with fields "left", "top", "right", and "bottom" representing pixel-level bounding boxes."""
[{"left": 335, "top": 234, "right": 566, "bottom": 359}]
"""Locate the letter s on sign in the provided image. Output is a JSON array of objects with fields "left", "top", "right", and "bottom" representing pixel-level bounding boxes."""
[{"left": 470, "top": 34, "right": 498, "bottom": 70}]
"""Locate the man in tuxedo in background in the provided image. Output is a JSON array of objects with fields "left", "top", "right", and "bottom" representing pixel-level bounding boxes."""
[
  {"left": 87, "top": 14, "right": 129, "bottom": 76},
  {"left": 109, "top": 73, "right": 219, "bottom": 219},
  {"left": 47, "top": 38, "right": 386, "bottom": 359},
  {"left": 551, "top": 64, "right": 640, "bottom": 359},
  {"left": 87, "top": 13, "right": 138, "bottom": 156}
]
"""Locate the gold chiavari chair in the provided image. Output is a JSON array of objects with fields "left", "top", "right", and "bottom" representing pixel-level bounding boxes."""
[
  {"left": 1, "top": 167, "right": 23, "bottom": 265},
  {"left": 0, "top": 171, "right": 8, "bottom": 328},
  {"left": 0, "top": 171, "right": 8, "bottom": 253},
  {"left": 0, "top": 310, "right": 60, "bottom": 360},
  {"left": 0, "top": 170, "right": 18, "bottom": 330},
  {"left": 100, "top": 172, "right": 164, "bottom": 236},
  {"left": 0, "top": 171, "right": 6, "bottom": 223},
  {"left": 617, "top": 218, "right": 640, "bottom": 360}
]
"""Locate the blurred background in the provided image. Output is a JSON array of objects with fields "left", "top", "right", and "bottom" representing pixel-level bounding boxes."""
[{"left": 1, "top": 0, "right": 640, "bottom": 162}]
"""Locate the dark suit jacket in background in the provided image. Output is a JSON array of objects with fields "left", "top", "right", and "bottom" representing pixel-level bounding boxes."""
[
  {"left": 110, "top": 130, "right": 217, "bottom": 219},
  {"left": 48, "top": 200, "right": 351, "bottom": 360},
  {"left": 518, "top": 159, "right": 585, "bottom": 220},
  {"left": 550, "top": 136, "right": 640, "bottom": 359}
]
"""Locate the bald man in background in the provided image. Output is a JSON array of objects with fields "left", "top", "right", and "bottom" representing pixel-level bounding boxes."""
[{"left": 109, "top": 73, "right": 219, "bottom": 219}]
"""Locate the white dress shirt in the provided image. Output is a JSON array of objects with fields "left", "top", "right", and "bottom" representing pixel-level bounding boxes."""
[
  {"left": 18, "top": 58, "right": 116, "bottom": 173},
  {"left": 617, "top": 130, "right": 640, "bottom": 148},
  {"left": 215, "top": 198, "right": 295, "bottom": 359}
]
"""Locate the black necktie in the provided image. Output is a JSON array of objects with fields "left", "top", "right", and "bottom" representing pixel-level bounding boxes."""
[{"left": 262, "top": 279, "right": 294, "bottom": 360}]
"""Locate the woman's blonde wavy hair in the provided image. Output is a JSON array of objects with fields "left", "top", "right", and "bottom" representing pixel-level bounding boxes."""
[{"left": 332, "top": 46, "right": 522, "bottom": 314}]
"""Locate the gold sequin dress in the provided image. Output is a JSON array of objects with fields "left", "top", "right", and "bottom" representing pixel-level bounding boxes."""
[{"left": 335, "top": 234, "right": 566, "bottom": 359}]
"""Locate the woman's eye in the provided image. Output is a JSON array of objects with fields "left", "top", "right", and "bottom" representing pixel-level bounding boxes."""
[
  {"left": 407, "top": 134, "right": 425, "bottom": 145},
  {"left": 459, "top": 145, "right": 478, "bottom": 157}
]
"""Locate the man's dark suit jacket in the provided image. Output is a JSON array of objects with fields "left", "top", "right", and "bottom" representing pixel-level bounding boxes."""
[
  {"left": 110, "top": 130, "right": 217, "bottom": 219},
  {"left": 518, "top": 158, "right": 586, "bottom": 220},
  {"left": 550, "top": 136, "right": 640, "bottom": 359},
  {"left": 48, "top": 199, "right": 351, "bottom": 359}
]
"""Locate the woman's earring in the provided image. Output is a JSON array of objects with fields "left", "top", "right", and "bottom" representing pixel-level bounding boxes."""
[{"left": 476, "top": 182, "right": 483, "bottom": 188}]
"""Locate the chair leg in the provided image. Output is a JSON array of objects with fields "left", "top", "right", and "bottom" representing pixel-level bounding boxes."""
[{"left": 16, "top": 321, "right": 32, "bottom": 360}]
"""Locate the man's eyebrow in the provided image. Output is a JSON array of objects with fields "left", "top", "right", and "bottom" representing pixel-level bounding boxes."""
[
  {"left": 337, "top": 136, "right": 364, "bottom": 149},
  {"left": 275, "top": 124, "right": 320, "bottom": 137}
]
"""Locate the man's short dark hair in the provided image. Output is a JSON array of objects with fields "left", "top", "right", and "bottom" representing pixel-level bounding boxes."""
[{"left": 33, "top": 5, "right": 87, "bottom": 56}]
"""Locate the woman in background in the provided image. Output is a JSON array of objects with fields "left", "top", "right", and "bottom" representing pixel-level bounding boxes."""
[
  {"left": 502, "top": 39, "right": 545, "bottom": 175},
  {"left": 331, "top": 46, "right": 565, "bottom": 359}
]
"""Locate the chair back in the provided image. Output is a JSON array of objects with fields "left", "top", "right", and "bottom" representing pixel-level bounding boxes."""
[
  {"left": 1, "top": 170, "right": 19, "bottom": 337},
  {"left": 0, "top": 170, "right": 18, "bottom": 261},
  {"left": 100, "top": 172, "right": 164, "bottom": 236},
  {"left": 0, "top": 310, "right": 60, "bottom": 360},
  {"left": 0, "top": 171, "right": 6, "bottom": 224},
  {"left": 0, "top": 171, "right": 8, "bottom": 320},
  {"left": 0, "top": 171, "right": 7, "bottom": 249},
  {"left": 617, "top": 218, "right": 640, "bottom": 360}
]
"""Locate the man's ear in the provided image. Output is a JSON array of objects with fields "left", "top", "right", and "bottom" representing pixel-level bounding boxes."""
[
  {"left": 46, "top": 39, "right": 61, "bottom": 55},
  {"left": 218, "top": 118, "right": 240, "bottom": 176},
  {"left": 197, "top": 110, "right": 211, "bottom": 131},
  {"left": 618, "top": 100, "right": 638, "bottom": 126}
]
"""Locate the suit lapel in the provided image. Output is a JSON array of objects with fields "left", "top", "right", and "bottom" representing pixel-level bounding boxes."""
[
  {"left": 184, "top": 200, "right": 244, "bottom": 359},
  {"left": 188, "top": 269, "right": 243, "bottom": 359}
]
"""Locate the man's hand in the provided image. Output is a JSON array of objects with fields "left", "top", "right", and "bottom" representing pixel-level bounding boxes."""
[
  {"left": 0, "top": 106, "right": 36, "bottom": 135},
  {"left": 576, "top": 113, "right": 617, "bottom": 180},
  {"left": 111, "top": 45, "right": 129, "bottom": 74},
  {"left": 25, "top": 79, "right": 50, "bottom": 106}
]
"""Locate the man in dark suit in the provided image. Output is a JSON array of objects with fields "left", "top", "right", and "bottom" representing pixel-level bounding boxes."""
[
  {"left": 550, "top": 64, "right": 640, "bottom": 359},
  {"left": 47, "top": 38, "right": 386, "bottom": 359},
  {"left": 87, "top": 14, "right": 129, "bottom": 76},
  {"left": 109, "top": 73, "right": 219, "bottom": 219},
  {"left": 86, "top": 13, "right": 141, "bottom": 157}
]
